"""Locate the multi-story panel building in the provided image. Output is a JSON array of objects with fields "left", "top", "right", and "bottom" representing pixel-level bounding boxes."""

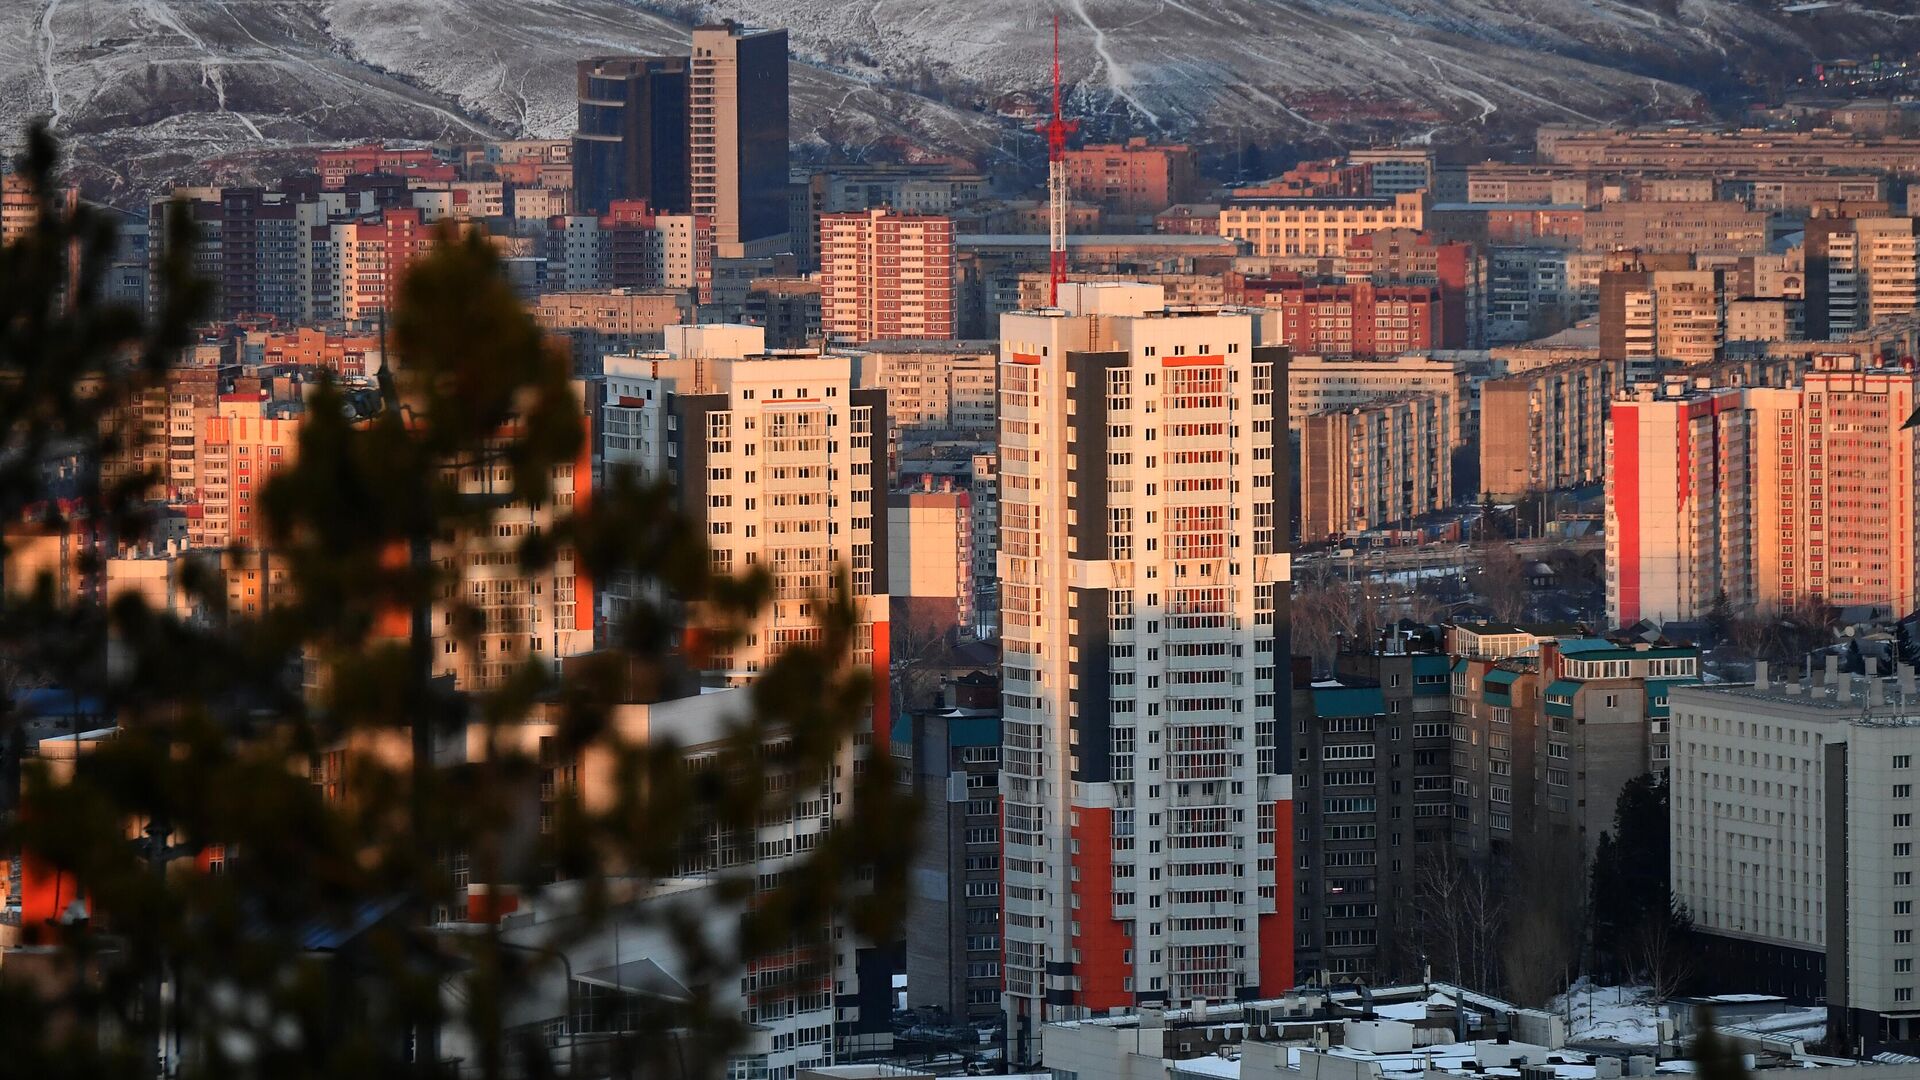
[
  {"left": 1293, "top": 652, "right": 1454, "bottom": 984},
  {"left": 1347, "top": 148, "right": 1435, "bottom": 196},
  {"left": 1265, "top": 282, "right": 1445, "bottom": 360},
  {"left": 996, "top": 283, "right": 1292, "bottom": 1061},
  {"left": 819, "top": 210, "right": 956, "bottom": 344},
  {"left": 1538, "top": 125, "right": 1920, "bottom": 176},
  {"left": 852, "top": 340, "right": 997, "bottom": 440},
  {"left": 1582, "top": 200, "right": 1769, "bottom": 255},
  {"left": 1479, "top": 358, "right": 1621, "bottom": 500},
  {"left": 1672, "top": 672, "right": 1920, "bottom": 1052},
  {"left": 688, "top": 23, "right": 791, "bottom": 257},
  {"left": 598, "top": 329, "right": 889, "bottom": 686},
  {"left": 1300, "top": 394, "right": 1452, "bottom": 543},
  {"left": 1806, "top": 216, "right": 1920, "bottom": 339},
  {"left": 1599, "top": 265, "right": 1725, "bottom": 366},
  {"left": 1218, "top": 195, "right": 1425, "bottom": 259},
  {"left": 533, "top": 288, "right": 694, "bottom": 372},
  {"left": 1285, "top": 354, "right": 1468, "bottom": 445},
  {"left": 900, "top": 675, "right": 1005, "bottom": 1024},
  {"left": 1060, "top": 138, "right": 1198, "bottom": 217},
  {"left": 1607, "top": 355, "right": 1920, "bottom": 625},
  {"left": 887, "top": 483, "right": 974, "bottom": 640},
  {"left": 1342, "top": 229, "right": 1482, "bottom": 349}
]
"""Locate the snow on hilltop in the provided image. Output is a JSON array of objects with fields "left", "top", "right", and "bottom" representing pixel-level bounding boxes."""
[{"left": 5, "top": 0, "right": 1918, "bottom": 200}]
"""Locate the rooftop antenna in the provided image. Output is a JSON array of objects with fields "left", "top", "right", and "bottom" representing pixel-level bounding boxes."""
[{"left": 1038, "top": 14, "right": 1078, "bottom": 307}]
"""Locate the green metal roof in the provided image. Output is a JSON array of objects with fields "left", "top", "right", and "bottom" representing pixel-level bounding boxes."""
[
  {"left": 1484, "top": 670, "right": 1521, "bottom": 687},
  {"left": 948, "top": 715, "right": 1001, "bottom": 747},
  {"left": 1412, "top": 655, "right": 1452, "bottom": 677},
  {"left": 1643, "top": 677, "right": 1700, "bottom": 719},
  {"left": 1545, "top": 679, "right": 1582, "bottom": 700},
  {"left": 1313, "top": 687, "right": 1386, "bottom": 719}
]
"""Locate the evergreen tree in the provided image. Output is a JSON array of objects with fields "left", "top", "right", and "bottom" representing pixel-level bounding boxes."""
[{"left": 0, "top": 125, "right": 916, "bottom": 1078}]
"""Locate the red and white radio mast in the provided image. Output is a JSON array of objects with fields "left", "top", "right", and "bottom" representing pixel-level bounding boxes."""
[{"left": 1037, "top": 14, "right": 1078, "bottom": 307}]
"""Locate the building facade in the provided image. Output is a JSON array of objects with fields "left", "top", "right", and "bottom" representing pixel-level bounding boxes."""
[
  {"left": 819, "top": 209, "right": 956, "bottom": 344},
  {"left": 1479, "top": 358, "right": 1620, "bottom": 500},
  {"left": 1300, "top": 394, "right": 1452, "bottom": 543},
  {"left": 996, "top": 283, "right": 1292, "bottom": 1060},
  {"left": 1672, "top": 674, "right": 1920, "bottom": 1051}
]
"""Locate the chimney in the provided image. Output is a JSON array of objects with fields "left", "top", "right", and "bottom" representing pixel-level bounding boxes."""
[
  {"left": 1900, "top": 663, "right": 1916, "bottom": 699},
  {"left": 1754, "top": 659, "right": 1769, "bottom": 687},
  {"left": 1826, "top": 653, "right": 1841, "bottom": 695}
]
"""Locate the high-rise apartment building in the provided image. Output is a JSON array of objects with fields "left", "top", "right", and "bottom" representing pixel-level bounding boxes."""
[
  {"left": 1300, "top": 394, "right": 1451, "bottom": 543},
  {"left": 572, "top": 56, "right": 691, "bottom": 216},
  {"left": 1599, "top": 264, "right": 1725, "bottom": 366},
  {"left": 1605, "top": 354, "right": 1920, "bottom": 626},
  {"left": 597, "top": 326, "right": 889, "bottom": 687},
  {"left": 1805, "top": 216, "right": 1920, "bottom": 339},
  {"left": 996, "top": 283, "right": 1292, "bottom": 1059},
  {"left": 190, "top": 396, "right": 300, "bottom": 552},
  {"left": 819, "top": 209, "right": 956, "bottom": 344},
  {"left": 689, "top": 23, "right": 791, "bottom": 257},
  {"left": 1672, "top": 672, "right": 1920, "bottom": 1053},
  {"left": 1479, "top": 358, "right": 1621, "bottom": 500}
]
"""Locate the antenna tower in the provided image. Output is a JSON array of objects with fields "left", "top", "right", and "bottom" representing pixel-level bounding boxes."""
[{"left": 1038, "top": 14, "right": 1078, "bottom": 307}]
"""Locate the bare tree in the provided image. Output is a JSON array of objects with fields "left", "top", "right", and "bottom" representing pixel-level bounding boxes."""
[
  {"left": 1409, "top": 842, "right": 1507, "bottom": 994},
  {"left": 1501, "top": 832, "right": 1586, "bottom": 1006},
  {"left": 1631, "top": 901, "right": 1698, "bottom": 1003},
  {"left": 1480, "top": 544, "right": 1529, "bottom": 623}
]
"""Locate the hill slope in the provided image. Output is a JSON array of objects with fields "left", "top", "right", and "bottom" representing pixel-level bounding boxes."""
[{"left": 5, "top": 0, "right": 1916, "bottom": 201}]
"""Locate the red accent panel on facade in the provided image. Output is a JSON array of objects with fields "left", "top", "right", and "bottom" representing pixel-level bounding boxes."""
[
  {"left": 1161, "top": 355, "right": 1225, "bottom": 368},
  {"left": 871, "top": 615, "right": 891, "bottom": 753},
  {"left": 1069, "top": 805, "right": 1135, "bottom": 1011},
  {"left": 1259, "top": 798, "right": 1296, "bottom": 994},
  {"left": 1010, "top": 352, "right": 1043, "bottom": 366},
  {"left": 1615, "top": 406, "right": 1641, "bottom": 625}
]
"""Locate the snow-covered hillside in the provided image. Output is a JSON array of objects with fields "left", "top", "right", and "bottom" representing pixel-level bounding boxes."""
[{"left": 5, "top": 0, "right": 1917, "bottom": 201}]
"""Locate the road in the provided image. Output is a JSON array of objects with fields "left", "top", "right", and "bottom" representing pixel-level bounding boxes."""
[{"left": 1300, "top": 535, "right": 1604, "bottom": 577}]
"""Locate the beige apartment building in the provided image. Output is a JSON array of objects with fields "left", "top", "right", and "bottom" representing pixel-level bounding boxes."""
[
  {"left": 1218, "top": 193, "right": 1424, "bottom": 258},
  {"left": 851, "top": 339, "right": 996, "bottom": 440},
  {"left": 1600, "top": 265, "right": 1725, "bottom": 365},
  {"left": 1286, "top": 353, "right": 1468, "bottom": 445},
  {"left": 1479, "top": 357, "right": 1622, "bottom": 500},
  {"left": 1583, "top": 200, "right": 1769, "bottom": 255},
  {"left": 1300, "top": 393, "right": 1452, "bottom": 542}
]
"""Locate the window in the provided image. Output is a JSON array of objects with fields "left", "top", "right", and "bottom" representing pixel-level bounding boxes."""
[
  {"left": 1899, "top": 756, "right": 1914, "bottom": 770},
  {"left": 1899, "top": 814, "right": 1914, "bottom": 828},
  {"left": 1899, "top": 901, "right": 1914, "bottom": 916},
  {"left": 1898, "top": 988, "right": 1915, "bottom": 1004},
  {"left": 1899, "top": 843, "right": 1914, "bottom": 858},
  {"left": 1899, "top": 929, "right": 1914, "bottom": 944}
]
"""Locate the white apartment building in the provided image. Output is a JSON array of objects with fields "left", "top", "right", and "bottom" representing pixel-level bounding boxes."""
[
  {"left": 997, "top": 283, "right": 1293, "bottom": 1063},
  {"left": 1672, "top": 669, "right": 1920, "bottom": 1054}
]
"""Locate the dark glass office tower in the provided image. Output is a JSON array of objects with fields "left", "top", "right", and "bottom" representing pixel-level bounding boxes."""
[{"left": 572, "top": 57, "right": 690, "bottom": 216}]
